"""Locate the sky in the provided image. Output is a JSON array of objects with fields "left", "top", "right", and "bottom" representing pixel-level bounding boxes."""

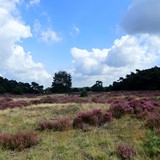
[{"left": 0, "top": 0, "right": 160, "bottom": 88}]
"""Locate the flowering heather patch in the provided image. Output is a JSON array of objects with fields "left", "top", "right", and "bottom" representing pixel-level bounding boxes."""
[
  {"left": 145, "top": 108, "right": 160, "bottom": 129},
  {"left": 0, "top": 98, "right": 29, "bottom": 110},
  {"left": 0, "top": 131, "right": 37, "bottom": 151},
  {"left": 107, "top": 91, "right": 160, "bottom": 98},
  {"left": 91, "top": 94, "right": 108, "bottom": 103},
  {"left": 108, "top": 97, "right": 160, "bottom": 119},
  {"left": 73, "top": 109, "right": 112, "bottom": 129},
  {"left": 131, "top": 99, "right": 158, "bottom": 112},
  {"left": 38, "top": 117, "right": 72, "bottom": 131},
  {"left": 109, "top": 101, "right": 133, "bottom": 119},
  {"left": 30, "top": 95, "right": 90, "bottom": 105},
  {"left": 117, "top": 143, "right": 136, "bottom": 160},
  {"left": 53, "top": 117, "right": 73, "bottom": 131},
  {"left": 37, "top": 120, "right": 56, "bottom": 131}
]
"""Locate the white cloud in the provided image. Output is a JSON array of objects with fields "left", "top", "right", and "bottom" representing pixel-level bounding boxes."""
[
  {"left": 71, "top": 47, "right": 108, "bottom": 75},
  {"left": 27, "top": 0, "right": 40, "bottom": 8},
  {"left": 121, "top": 0, "right": 160, "bottom": 34},
  {"left": 106, "top": 34, "right": 159, "bottom": 68},
  {"left": 41, "top": 29, "right": 60, "bottom": 43},
  {"left": 33, "top": 19, "right": 61, "bottom": 44},
  {"left": 71, "top": 34, "right": 160, "bottom": 87},
  {"left": 0, "top": 0, "right": 52, "bottom": 87}
]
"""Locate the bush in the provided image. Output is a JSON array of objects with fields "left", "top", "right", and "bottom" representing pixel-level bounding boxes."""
[
  {"left": 109, "top": 99, "right": 136, "bottom": 119},
  {"left": 144, "top": 129, "right": 160, "bottom": 158},
  {"left": 117, "top": 143, "right": 136, "bottom": 160},
  {"left": 0, "top": 131, "right": 37, "bottom": 151},
  {"left": 37, "top": 120, "right": 55, "bottom": 131},
  {"left": 145, "top": 112, "right": 160, "bottom": 129},
  {"left": 38, "top": 118, "right": 72, "bottom": 131},
  {"left": 80, "top": 88, "right": 88, "bottom": 97},
  {"left": 73, "top": 109, "right": 112, "bottom": 129},
  {"left": 102, "top": 111, "right": 112, "bottom": 123},
  {"left": 0, "top": 98, "right": 29, "bottom": 110}
]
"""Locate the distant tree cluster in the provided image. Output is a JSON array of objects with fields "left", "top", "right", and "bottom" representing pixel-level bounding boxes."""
[
  {"left": 51, "top": 71, "right": 72, "bottom": 93},
  {"left": 1, "top": 66, "right": 160, "bottom": 95},
  {"left": 0, "top": 77, "right": 43, "bottom": 94},
  {"left": 107, "top": 66, "right": 160, "bottom": 91},
  {"left": 91, "top": 80, "right": 104, "bottom": 92}
]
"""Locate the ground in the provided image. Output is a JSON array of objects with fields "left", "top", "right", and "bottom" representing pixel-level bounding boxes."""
[{"left": 0, "top": 92, "right": 159, "bottom": 160}]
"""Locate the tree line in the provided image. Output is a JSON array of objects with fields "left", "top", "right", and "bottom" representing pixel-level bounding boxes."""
[
  {"left": 107, "top": 66, "right": 160, "bottom": 91},
  {"left": 0, "top": 77, "right": 44, "bottom": 94},
  {"left": 0, "top": 66, "right": 160, "bottom": 94}
]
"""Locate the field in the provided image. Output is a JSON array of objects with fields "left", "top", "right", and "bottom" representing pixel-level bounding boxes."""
[{"left": 0, "top": 91, "right": 160, "bottom": 160}]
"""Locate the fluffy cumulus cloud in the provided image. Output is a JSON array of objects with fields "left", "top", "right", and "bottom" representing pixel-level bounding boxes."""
[
  {"left": 71, "top": 47, "right": 109, "bottom": 75},
  {"left": 121, "top": 0, "right": 160, "bottom": 34},
  {"left": 33, "top": 19, "right": 61, "bottom": 44},
  {"left": 0, "top": 0, "right": 52, "bottom": 86},
  {"left": 71, "top": 34, "right": 160, "bottom": 86}
]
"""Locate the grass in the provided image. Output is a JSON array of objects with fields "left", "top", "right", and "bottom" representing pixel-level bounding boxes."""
[{"left": 0, "top": 94, "right": 159, "bottom": 159}]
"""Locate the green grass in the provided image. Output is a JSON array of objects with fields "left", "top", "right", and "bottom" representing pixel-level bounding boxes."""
[{"left": 0, "top": 98, "right": 158, "bottom": 159}]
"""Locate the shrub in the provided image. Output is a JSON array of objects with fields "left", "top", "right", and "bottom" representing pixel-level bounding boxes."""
[
  {"left": 0, "top": 98, "right": 29, "bottom": 110},
  {"left": 80, "top": 88, "right": 88, "bottom": 97},
  {"left": 73, "top": 116, "right": 84, "bottom": 129},
  {"left": 53, "top": 117, "right": 73, "bottom": 131},
  {"left": 145, "top": 112, "right": 160, "bottom": 129},
  {"left": 37, "top": 120, "right": 55, "bottom": 131},
  {"left": 108, "top": 98, "right": 159, "bottom": 119},
  {"left": 144, "top": 129, "right": 160, "bottom": 158},
  {"left": 0, "top": 131, "right": 37, "bottom": 151},
  {"left": 73, "top": 109, "right": 112, "bottom": 129},
  {"left": 38, "top": 118, "right": 72, "bottom": 131},
  {"left": 109, "top": 103, "right": 125, "bottom": 119},
  {"left": 117, "top": 143, "right": 136, "bottom": 160},
  {"left": 102, "top": 111, "right": 112, "bottom": 123}
]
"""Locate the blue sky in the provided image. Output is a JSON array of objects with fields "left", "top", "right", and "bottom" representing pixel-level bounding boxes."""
[{"left": 1, "top": 0, "right": 160, "bottom": 87}]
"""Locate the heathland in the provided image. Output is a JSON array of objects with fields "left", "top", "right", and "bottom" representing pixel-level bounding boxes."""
[{"left": 0, "top": 91, "right": 160, "bottom": 160}]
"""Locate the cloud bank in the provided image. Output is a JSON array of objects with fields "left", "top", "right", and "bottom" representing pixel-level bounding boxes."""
[
  {"left": 121, "top": 0, "right": 160, "bottom": 34},
  {"left": 71, "top": 34, "right": 160, "bottom": 86},
  {"left": 0, "top": 0, "right": 52, "bottom": 86}
]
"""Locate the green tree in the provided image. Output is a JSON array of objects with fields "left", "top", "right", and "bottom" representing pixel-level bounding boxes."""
[
  {"left": 91, "top": 81, "right": 103, "bottom": 92},
  {"left": 51, "top": 71, "right": 72, "bottom": 93},
  {"left": 13, "top": 86, "right": 23, "bottom": 95},
  {"left": 31, "top": 82, "right": 44, "bottom": 94}
]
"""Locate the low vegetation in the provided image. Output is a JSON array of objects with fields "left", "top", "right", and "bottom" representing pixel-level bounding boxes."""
[
  {"left": 0, "top": 131, "right": 37, "bottom": 151},
  {"left": 117, "top": 143, "right": 137, "bottom": 160},
  {"left": 38, "top": 117, "right": 73, "bottom": 131},
  {"left": 0, "top": 91, "right": 160, "bottom": 159}
]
